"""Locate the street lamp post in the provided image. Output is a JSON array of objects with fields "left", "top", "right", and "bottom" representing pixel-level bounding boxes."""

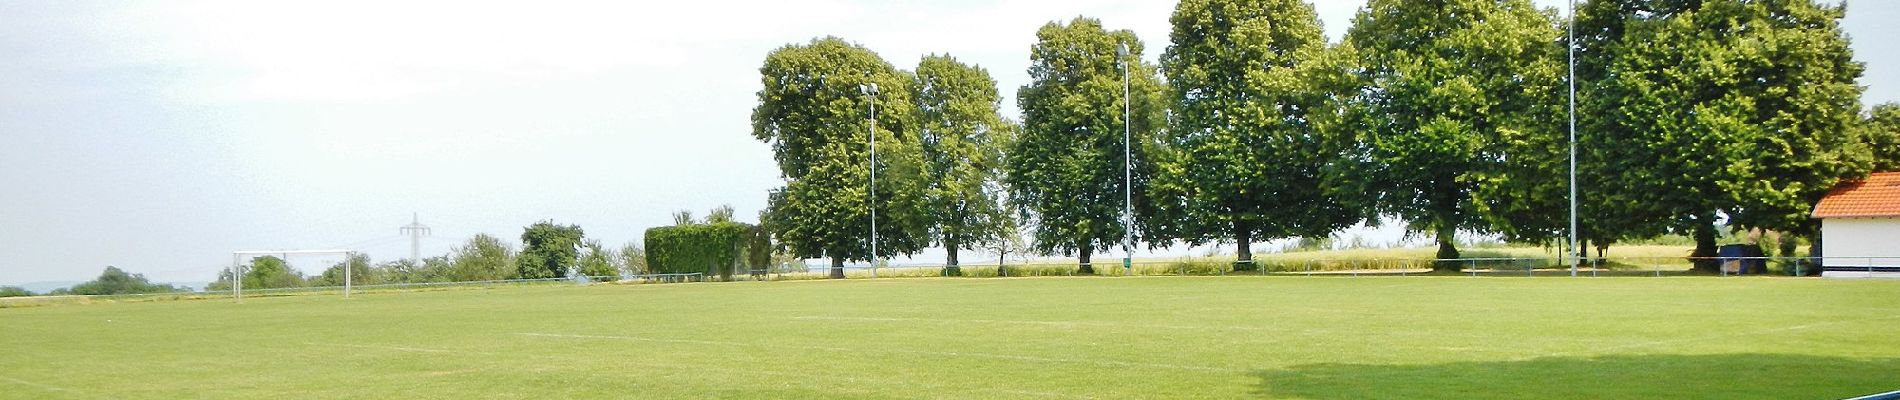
[
  {"left": 863, "top": 82, "right": 880, "bottom": 277},
  {"left": 1118, "top": 42, "right": 1134, "bottom": 276},
  {"left": 1568, "top": 0, "right": 1580, "bottom": 277}
]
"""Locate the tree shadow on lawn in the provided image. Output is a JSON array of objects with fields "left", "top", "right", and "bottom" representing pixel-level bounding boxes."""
[{"left": 1253, "top": 353, "right": 1898, "bottom": 399}]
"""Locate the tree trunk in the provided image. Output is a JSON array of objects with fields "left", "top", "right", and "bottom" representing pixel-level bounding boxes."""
[
  {"left": 829, "top": 257, "right": 846, "bottom": 279},
  {"left": 1807, "top": 233, "right": 1824, "bottom": 275},
  {"left": 1777, "top": 232, "right": 1799, "bottom": 275},
  {"left": 1433, "top": 225, "right": 1461, "bottom": 272},
  {"left": 944, "top": 242, "right": 962, "bottom": 277},
  {"left": 1691, "top": 219, "right": 1719, "bottom": 273},
  {"left": 1594, "top": 242, "right": 1607, "bottom": 269},
  {"left": 1077, "top": 243, "right": 1095, "bottom": 275},
  {"left": 998, "top": 250, "right": 1007, "bottom": 277},
  {"left": 1578, "top": 238, "right": 1592, "bottom": 266},
  {"left": 1233, "top": 221, "right": 1257, "bottom": 272}
]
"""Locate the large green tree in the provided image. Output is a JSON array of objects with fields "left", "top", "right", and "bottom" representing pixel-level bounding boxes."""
[
  {"left": 753, "top": 37, "right": 930, "bottom": 278},
  {"left": 447, "top": 233, "right": 515, "bottom": 282},
  {"left": 1862, "top": 103, "right": 1900, "bottom": 172},
  {"left": 1339, "top": 0, "right": 1565, "bottom": 270},
  {"left": 1153, "top": 0, "right": 1360, "bottom": 270},
  {"left": 243, "top": 256, "right": 306, "bottom": 290},
  {"left": 576, "top": 239, "right": 619, "bottom": 281},
  {"left": 1576, "top": 0, "right": 1869, "bottom": 269},
  {"left": 914, "top": 54, "right": 1015, "bottom": 275},
  {"left": 1009, "top": 17, "right": 1168, "bottom": 274},
  {"left": 516, "top": 221, "right": 585, "bottom": 279}
]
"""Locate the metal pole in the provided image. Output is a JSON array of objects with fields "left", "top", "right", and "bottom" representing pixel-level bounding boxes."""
[
  {"left": 343, "top": 251, "right": 352, "bottom": 299},
  {"left": 871, "top": 89, "right": 877, "bottom": 278},
  {"left": 1567, "top": 0, "right": 1580, "bottom": 277},
  {"left": 232, "top": 253, "right": 241, "bottom": 302},
  {"left": 1119, "top": 42, "right": 1134, "bottom": 277}
]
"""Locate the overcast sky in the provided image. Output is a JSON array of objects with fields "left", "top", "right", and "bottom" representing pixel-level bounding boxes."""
[{"left": 1, "top": 0, "right": 1890, "bottom": 285}]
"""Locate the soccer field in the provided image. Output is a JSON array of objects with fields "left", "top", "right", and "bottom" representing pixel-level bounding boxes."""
[{"left": 2, "top": 277, "right": 1897, "bottom": 399}]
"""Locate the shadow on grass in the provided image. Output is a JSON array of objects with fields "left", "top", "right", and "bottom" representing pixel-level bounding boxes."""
[{"left": 1253, "top": 353, "right": 1898, "bottom": 399}]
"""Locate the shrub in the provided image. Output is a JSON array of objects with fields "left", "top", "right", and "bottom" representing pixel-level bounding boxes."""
[{"left": 646, "top": 222, "right": 750, "bottom": 280}]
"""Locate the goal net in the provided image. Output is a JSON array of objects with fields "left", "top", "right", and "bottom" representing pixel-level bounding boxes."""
[{"left": 228, "top": 249, "right": 355, "bottom": 301}]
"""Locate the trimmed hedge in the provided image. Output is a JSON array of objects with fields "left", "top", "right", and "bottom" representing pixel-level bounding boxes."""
[{"left": 646, "top": 223, "right": 749, "bottom": 279}]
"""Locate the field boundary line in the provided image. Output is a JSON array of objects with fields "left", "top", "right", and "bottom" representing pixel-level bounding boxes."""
[
  {"left": 793, "top": 315, "right": 1619, "bottom": 345},
  {"left": 518, "top": 332, "right": 1228, "bottom": 372},
  {"left": 0, "top": 374, "right": 90, "bottom": 398},
  {"left": 793, "top": 315, "right": 1232, "bottom": 331},
  {"left": 305, "top": 342, "right": 500, "bottom": 356}
]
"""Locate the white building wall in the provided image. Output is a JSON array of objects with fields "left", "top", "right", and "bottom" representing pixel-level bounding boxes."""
[{"left": 1821, "top": 218, "right": 1900, "bottom": 274}]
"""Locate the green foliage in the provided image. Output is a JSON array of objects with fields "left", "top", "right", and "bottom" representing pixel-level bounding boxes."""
[
  {"left": 1864, "top": 103, "right": 1900, "bottom": 172},
  {"left": 672, "top": 210, "right": 696, "bottom": 226},
  {"left": 0, "top": 286, "right": 30, "bottom": 297},
  {"left": 1007, "top": 17, "right": 1168, "bottom": 273},
  {"left": 1577, "top": 0, "right": 1870, "bottom": 257},
  {"left": 66, "top": 266, "right": 182, "bottom": 295},
  {"left": 1153, "top": 0, "right": 1359, "bottom": 270},
  {"left": 312, "top": 253, "right": 376, "bottom": 287},
  {"left": 645, "top": 222, "right": 749, "bottom": 279},
  {"left": 576, "top": 239, "right": 620, "bottom": 281},
  {"left": 517, "top": 221, "right": 585, "bottom": 279},
  {"left": 619, "top": 242, "right": 648, "bottom": 275},
  {"left": 914, "top": 54, "right": 1016, "bottom": 271},
  {"left": 744, "top": 224, "right": 772, "bottom": 271},
  {"left": 243, "top": 256, "right": 306, "bottom": 290},
  {"left": 754, "top": 37, "right": 931, "bottom": 277},
  {"left": 447, "top": 233, "right": 516, "bottom": 282},
  {"left": 1338, "top": 0, "right": 1565, "bottom": 267},
  {"left": 707, "top": 205, "right": 735, "bottom": 224}
]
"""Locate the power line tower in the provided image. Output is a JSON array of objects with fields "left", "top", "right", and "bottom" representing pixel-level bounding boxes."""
[{"left": 399, "top": 213, "right": 431, "bottom": 262}]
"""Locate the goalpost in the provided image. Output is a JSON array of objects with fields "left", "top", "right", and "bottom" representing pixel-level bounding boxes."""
[{"left": 230, "top": 249, "right": 355, "bottom": 301}]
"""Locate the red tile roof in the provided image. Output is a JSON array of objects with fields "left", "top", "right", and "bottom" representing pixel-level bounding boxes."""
[{"left": 1814, "top": 172, "right": 1900, "bottom": 218}]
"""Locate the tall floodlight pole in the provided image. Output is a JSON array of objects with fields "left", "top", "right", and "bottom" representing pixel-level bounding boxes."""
[
  {"left": 868, "top": 83, "right": 879, "bottom": 275},
  {"left": 1118, "top": 42, "right": 1134, "bottom": 275},
  {"left": 1568, "top": 0, "right": 1581, "bottom": 277},
  {"left": 400, "top": 213, "right": 431, "bottom": 263}
]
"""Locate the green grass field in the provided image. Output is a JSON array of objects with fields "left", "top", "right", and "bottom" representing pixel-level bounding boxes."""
[{"left": 3, "top": 276, "right": 1897, "bottom": 399}]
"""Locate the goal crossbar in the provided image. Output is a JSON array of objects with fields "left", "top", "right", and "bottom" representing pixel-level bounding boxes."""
[{"left": 231, "top": 249, "right": 355, "bottom": 302}]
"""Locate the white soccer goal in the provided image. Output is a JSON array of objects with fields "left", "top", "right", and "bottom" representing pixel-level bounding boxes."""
[{"left": 230, "top": 249, "right": 355, "bottom": 301}]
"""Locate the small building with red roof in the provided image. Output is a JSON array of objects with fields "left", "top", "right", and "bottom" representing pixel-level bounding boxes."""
[{"left": 1813, "top": 172, "right": 1900, "bottom": 278}]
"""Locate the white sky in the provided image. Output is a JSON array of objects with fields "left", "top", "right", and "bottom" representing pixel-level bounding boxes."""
[{"left": 1, "top": 0, "right": 1891, "bottom": 285}]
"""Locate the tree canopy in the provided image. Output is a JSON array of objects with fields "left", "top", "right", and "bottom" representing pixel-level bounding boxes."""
[
  {"left": 1153, "top": 0, "right": 1360, "bottom": 270},
  {"left": 914, "top": 54, "right": 1015, "bottom": 275},
  {"left": 1576, "top": 0, "right": 1869, "bottom": 267},
  {"left": 1007, "top": 17, "right": 1168, "bottom": 273},
  {"left": 754, "top": 36, "right": 930, "bottom": 278},
  {"left": 517, "top": 221, "right": 585, "bottom": 279},
  {"left": 1339, "top": 0, "right": 1565, "bottom": 269},
  {"left": 66, "top": 266, "right": 181, "bottom": 295}
]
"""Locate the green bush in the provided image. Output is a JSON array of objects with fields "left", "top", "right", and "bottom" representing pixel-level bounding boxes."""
[
  {"left": 646, "top": 222, "right": 750, "bottom": 280},
  {"left": 0, "top": 286, "right": 32, "bottom": 297}
]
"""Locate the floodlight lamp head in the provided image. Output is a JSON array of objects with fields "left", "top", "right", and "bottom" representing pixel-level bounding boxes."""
[
  {"left": 862, "top": 83, "right": 878, "bottom": 96},
  {"left": 1118, "top": 42, "right": 1130, "bottom": 58}
]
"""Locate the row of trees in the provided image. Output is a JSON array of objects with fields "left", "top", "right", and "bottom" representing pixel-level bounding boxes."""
[
  {"left": 754, "top": 0, "right": 1896, "bottom": 275},
  {"left": 205, "top": 221, "right": 653, "bottom": 291}
]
